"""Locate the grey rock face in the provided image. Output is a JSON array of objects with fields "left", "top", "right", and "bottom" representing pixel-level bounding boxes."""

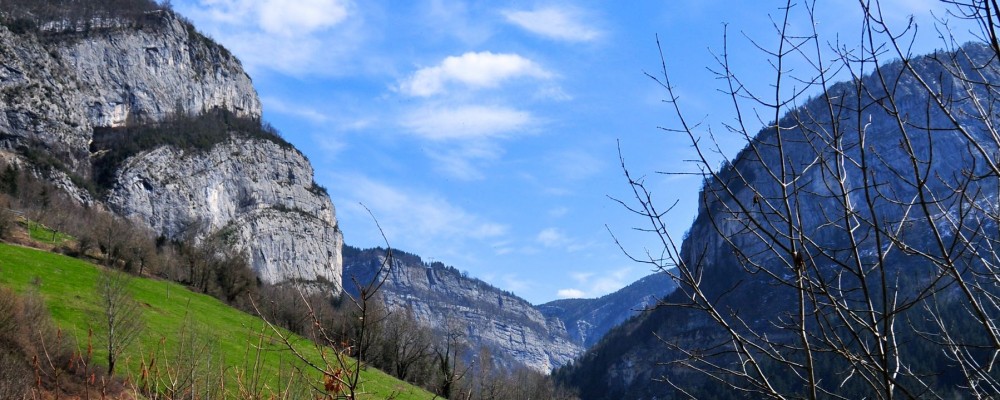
[
  {"left": 0, "top": 12, "right": 260, "bottom": 174},
  {"left": 343, "top": 247, "right": 582, "bottom": 373},
  {"left": 558, "top": 43, "right": 1000, "bottom": 399},
  {"left": 538, "top": 272, "right": 676, "bottom": 348},
  {"left": 0, "top": 14, "right": 341, "bottom": 293},
  {"left": 60, "top": 13, "right": 261, "bottom": 127},
  {"left": 0, "top": 25, "right": 93, "bottom": 172},
  {"left": 107, "top": 139, "right": 342, "bottom": 291}
]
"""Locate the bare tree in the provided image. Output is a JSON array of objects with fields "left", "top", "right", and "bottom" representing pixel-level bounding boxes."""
[
  {"left": 611, "top": 0, "right": 1000, "bottom": 398},
  {"left": 434, "top": 318, "right": 470, "bottom": 399},
  {"left": 379, "top": 305, "right": 433, "bottom": 382},
  {"left": 96, "top": 268, "right": 144, "bottom": 374},
  {"left": 252, "top": 205, "right": 395, "bottom": 399}
]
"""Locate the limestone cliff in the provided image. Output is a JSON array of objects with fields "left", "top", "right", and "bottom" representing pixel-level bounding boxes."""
[
  {"left": 0, "top": 11, "right": 259, "bottom": 174},
  {"left": 0, "top": 11, "right": 342, "bottom": 293},
  {"left": 107, "top": 138, "right": 342, "bottom": 289},
  {"left": 342, "top": 246, "right": 582, "bottom": 373}
]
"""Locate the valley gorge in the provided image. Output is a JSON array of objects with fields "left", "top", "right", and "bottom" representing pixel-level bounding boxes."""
[
  {"left": 555, "top": 42, "right": 1000, "bottom": 399},
  {"left": 14, "top": 2, "right": 998, "bottom": 399},
  {"left": 0, "top": 4, "right": 677, "bottom": 385}
]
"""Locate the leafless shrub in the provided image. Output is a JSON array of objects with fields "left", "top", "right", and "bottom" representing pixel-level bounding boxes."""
[
  {"left": 95, "top": 268, "right": 144, "bottom": 375},
  {"left": 612, "top": 0, "right": 1000, "bottom": 398}
]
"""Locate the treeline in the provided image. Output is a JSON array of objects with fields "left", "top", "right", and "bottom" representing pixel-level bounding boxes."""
[
  {"left": 0, "top": 159, "right": 577, "bottom": 398},
  {"left": 0, "top": 0, "right": 167, "bottom": 34},
  {"left": 0, "top": 158, "right": 260, "bottom": 310},
  {"left": 340, "top": 246, "right": 578, "bottom": 398},
  {"left": 251, "top": 269, "right": 577, "bottom": 398},
  {"left": 351, "top": 298, "right": 577, "bottom": 399},
  {"left": 345, "top": 245, "right": 524, "bottom": 298},
  {"left": 90, "top": 107, "right": 292, "bottom": 194}
]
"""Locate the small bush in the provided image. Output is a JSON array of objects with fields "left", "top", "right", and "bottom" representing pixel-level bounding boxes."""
[
  {"left": 0, "top": 208, "right": 13, "bottom": 240},
  {"left": 5, "top": 17, "right": 36, "bottom": 35},
  {"left": 0, "top": 287, "right": 67, "bottom": 396}
]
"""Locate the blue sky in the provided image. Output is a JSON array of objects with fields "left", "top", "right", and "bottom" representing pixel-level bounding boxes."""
[{"left": 170, "top": 0, "right": 962, "bottom": 304}]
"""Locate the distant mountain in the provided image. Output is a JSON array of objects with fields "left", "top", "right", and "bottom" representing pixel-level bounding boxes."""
[
  {"left": 538, "top": 273, "right": 676, "bottom": 348},
  {"left": 556, "top": 43, "right": 1000, "bottom": 399},
  {"left": 341, "top": 245, "right": 582, "bottom": 372}
]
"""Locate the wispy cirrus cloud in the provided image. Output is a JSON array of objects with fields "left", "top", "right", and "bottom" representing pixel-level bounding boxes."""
[
  {"left": 537, "top": 227, "right": 590, "bottom": 252},
  {"left": 537, "top": 227, "right": 570, "bottom": 248},
  {"left": 556, "top": 267, "right": 635, "bottom": 299},
  {"left": 261, "top": 96, "right": 330, "bottom": 124},
  {"left": 398, "top": 51, "right": 551, "bottom": 97},
  {"left": 423, "top": 142, "right": 503, "bottom": 180},
  {"left": 390, "top": 48, "right": 561, "bottom": 181},
  {"left": 191, "top": 0, "right": 350, "bottom": 36},
  {"left": 400, "top": 104, "right": 536, "bottom": 141},
  {"left": 502, "top": 6, "right": 602, "bottom": 42},
  {"left": 176, "top": 0, "right": 362, "bottom": 75},
  {"left": 331, "top": 173, "right": 509, "bottom": 252}
]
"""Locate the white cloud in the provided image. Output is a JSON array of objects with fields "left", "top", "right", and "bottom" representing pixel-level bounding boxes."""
[
  {"left": 557, "top": 288, "right": 586, "bottom": 299},
  {"left": 332, "top": 174, "right": 509, "bottom": 250},
  {"left": 502, "top": 6, "right": 601, "bottom": 42},
  {"left": 537, "top": 227, "right": 590, "bottom": 252},
  {"left": 401, "top": 105, "right": 535, "bottom": 141},
  {"left": 537, "top": 227, "right": 569, "bottom": 248},
  {"left": 177, "top": 0, "right": 362, "bottom": 75},
  {"left": 571, "top": 271, "right": 595, "bottom": 283},
  {"left": 195, "top": 0, "right": 349, "bottom": 37},
  {"left": 399, "top": 52, "right": 551, "bottom": 97},
  {"left": 258, "top": 0, "right": 349, "bottom": 36},
  {"left": 398, "top": 103, "right": 540, "bottom": 180},
  {"left": 422, "top": 141, "right": 504, "bottom": 180},
  {"left": 262, "top": 96, "right": 329, "bottom": 124},
  {"left": 560, "top": 267, "right": 635, "bottom": 298},
  {"left": 491, "top": 239, "right": 514, "bottom": 255}
]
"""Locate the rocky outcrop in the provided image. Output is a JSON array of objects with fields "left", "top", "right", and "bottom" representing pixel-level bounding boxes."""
[
  {"left": 61, "top": 13, "right": 261, "bottom": 127},
  {"left": 0, "top": 12, "right": 341, "bottom": 292},
  {"left": 0, "top": 11, "right": 259, "bottom": 175},
  {"left": 107, "top": 139, "right": 342, "bottom": 290},
  {"left": 342, "top": 246, "right": 582, "bottom": 373},
  {"left": 539, "top": 273, "right": 676, "bottom": 348}
]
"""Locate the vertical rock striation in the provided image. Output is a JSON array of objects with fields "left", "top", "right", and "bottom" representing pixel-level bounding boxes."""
[
  {"left": 342, "top": 247, "right": 582, "bottom": 373},
  {"left": 0, "top": 11, "right": 260, "bottom": 174},
  {"left": 0, "top": 12, "right": 342, "bottom": 293},
  {"left": 107, "top": 139, "right": 343, "bottom": 291}
]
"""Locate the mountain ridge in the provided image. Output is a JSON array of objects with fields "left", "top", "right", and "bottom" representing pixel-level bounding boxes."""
[
  {"left": 538, "top": 272, "right": 676, "bottom": 348},
  {"left": 556, "top": 42, "right": 1000, "bottom": 399},
  {"left": 341, "top": 244, "right": 679, "bottom": 373}
]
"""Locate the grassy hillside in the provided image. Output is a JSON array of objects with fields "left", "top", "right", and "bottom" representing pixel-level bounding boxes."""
[{"left": 0, "top": 242, "right": 435, "bottom": 399}]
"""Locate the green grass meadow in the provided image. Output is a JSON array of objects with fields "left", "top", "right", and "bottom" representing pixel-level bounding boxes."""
[
  {"left": 25, "top": 221, "right": 73, "bottom": 246},
  {"left": 0, "top": 242, "right": 434, "bottom": 399}
]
